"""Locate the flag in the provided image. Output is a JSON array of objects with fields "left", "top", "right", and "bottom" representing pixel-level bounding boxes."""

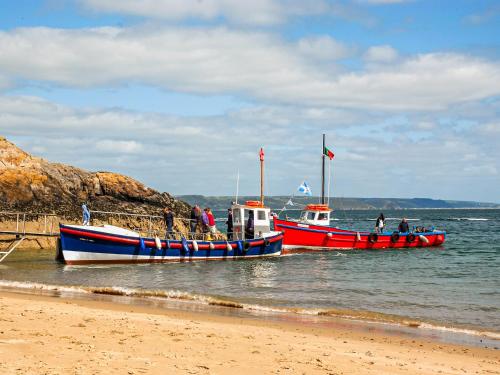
[
  {"left": 297, "top": 181, "right": 312, "bottom": 196},
  {"left": 259, "top": 148, "right": 264, "bottom": 161},
  {"left": 324, "top": 146, "right": 334, "bottom": 160}
]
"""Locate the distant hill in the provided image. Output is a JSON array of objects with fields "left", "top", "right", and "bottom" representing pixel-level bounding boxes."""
[{"left": 177, "top": 195, "right": 500, "bottom": 211}]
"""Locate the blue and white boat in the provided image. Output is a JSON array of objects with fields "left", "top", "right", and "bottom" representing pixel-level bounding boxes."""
[{"left": 59, "top": 202, "right": 283, "bottom": 265}]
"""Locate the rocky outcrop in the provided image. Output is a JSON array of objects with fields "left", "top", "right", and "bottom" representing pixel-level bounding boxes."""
[{"left": 0, "top": 136, "right": 190, "bottom": 226}]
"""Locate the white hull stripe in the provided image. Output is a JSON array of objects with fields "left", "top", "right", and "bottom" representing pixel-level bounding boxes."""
[{"left": 63, "top": 250, "right": 280, "bottom": 262}]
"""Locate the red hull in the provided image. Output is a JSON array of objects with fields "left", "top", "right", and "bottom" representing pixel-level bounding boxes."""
[{"left": 274, "top": 218, "right": 446, "bottom": 254}]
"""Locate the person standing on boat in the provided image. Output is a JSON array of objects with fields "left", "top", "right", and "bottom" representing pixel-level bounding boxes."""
[
  {"left": 375, "top": 213, "right": 385, "bottom": 233},
  {"left": 163, "top": 207, "right": 174, "bottom": 238},
  {"left": 190, "top": 205, "right": 201, "bottom": 234},
  {"left": 398, "top": 218, "right": 409, "bottom": 233},
  {"left": 245, "top": 211, "right": 255, "bottom": 239},
  {"left": 226, "top": 208, "right": 233, "bottom": 240},
  {"left": 82, "top": 203, "right": 90, "bottom": 226},
  {"left": 202, "top": 208, "right": 209, "bottom": 233},
  {"left": 207, "top": 208, "right": 216, "bottom": 239}
]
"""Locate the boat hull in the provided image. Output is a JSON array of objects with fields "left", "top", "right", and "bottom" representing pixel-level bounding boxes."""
[
  {"left": 59, "top": 224, "right": 283, "bottom": 265},
  {"left": 274, "top": 218, "right": 445, "bottom": 254}
]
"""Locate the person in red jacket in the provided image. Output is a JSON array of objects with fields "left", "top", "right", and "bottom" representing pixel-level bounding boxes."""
[{"left": 207, "top": 208, "right": 216, "bottom": 238}]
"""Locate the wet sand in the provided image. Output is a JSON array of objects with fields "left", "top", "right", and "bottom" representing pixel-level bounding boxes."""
[{"left": 0, "top": 291, "right": 498, "bottom": 374}]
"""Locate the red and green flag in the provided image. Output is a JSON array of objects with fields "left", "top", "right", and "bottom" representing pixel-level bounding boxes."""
[{"left": 324, "top": 146, "right": 334, "bottom": 160}]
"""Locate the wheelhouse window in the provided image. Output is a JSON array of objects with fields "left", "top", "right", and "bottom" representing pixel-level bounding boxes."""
[
  {"left": 257, "top": 210, "right": 266, "bottom": 221},
  {"left": 318, "top": 212, "right": 328, "bottom": 220},
  {"left": 303, "top": 212, "right": 316, "bottom": 220},
  {"left": 233, "top": 208, "right": 242, "bottom": 224}
]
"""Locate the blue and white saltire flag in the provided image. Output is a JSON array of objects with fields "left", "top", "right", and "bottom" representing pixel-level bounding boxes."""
[{"left": 297, "top": 181, "right": 312, "bottom": 196}]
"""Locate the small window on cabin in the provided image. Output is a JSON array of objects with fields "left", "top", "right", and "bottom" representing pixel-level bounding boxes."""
[
  {"left": 233, "top": 209, "right": 241, "bottom": 224},
  {"left": 318, "top": 213, "right": 328, "bottom": 220},
  {"left": 307, "top": 212, "right": 316, "bottom": 220},
  {"left": 257, "top": 210, "right": 266, "bottom": 221}
]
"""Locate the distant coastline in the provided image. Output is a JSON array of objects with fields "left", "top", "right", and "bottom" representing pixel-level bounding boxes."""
[{"left": 177, "top": 195, "right": 500, "bottom": 211}]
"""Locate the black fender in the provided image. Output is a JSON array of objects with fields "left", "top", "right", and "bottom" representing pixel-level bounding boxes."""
[
  {"left": 406, "top": 233, "right": 416, "bottom": 243},
  {"left": 390, "top": 232, "right": 400, "bottom": 243},
  {"left": 368, "top": 233, "right": 378, "bottom": 243}
]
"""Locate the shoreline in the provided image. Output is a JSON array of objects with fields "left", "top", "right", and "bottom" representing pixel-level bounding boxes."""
[
  {"left": 0, "top": 289, "right": 499, "bottom": 375},
  {"left": 1, "top": 281, "right": 499, "bottom": 349}
]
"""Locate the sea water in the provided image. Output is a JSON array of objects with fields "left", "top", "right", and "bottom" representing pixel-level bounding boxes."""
[{"left": 1, "top": 209, "right": 499, "bottom": 339}]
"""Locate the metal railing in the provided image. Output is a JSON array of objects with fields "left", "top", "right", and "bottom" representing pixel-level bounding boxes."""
[
  {"left": 88, "top": 210, "right": 221, "bottom": 241},
  {"left": 0, "top": 211, "right": 59, "bottom": 236}
]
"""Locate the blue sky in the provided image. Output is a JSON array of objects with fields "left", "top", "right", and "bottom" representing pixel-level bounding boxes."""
[{"left": 1, "top": 0, "right": 499, "bottom": 202}]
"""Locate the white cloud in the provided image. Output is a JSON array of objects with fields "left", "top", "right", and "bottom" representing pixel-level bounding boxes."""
[
  {"left": 95, "top": 140, "right": 144, "bottom": 153},
  {"left": 414, "top": 121, "right": 436, "bottom": 130},
  {"left": 357, "top": 0, "right": 412, "bottom": 4},
  {"left": 463, "top": 5, "right": 500, "bottom": 25},
  {"left": 479, "top": 122, "right": 500, "bottom": 134},
  {"left": 80, "top": 0, "right": 381, "bottom": 28},
  {"left": 80, "top": 0, "right": 328, "bottom": 26},
  {"left": 1, "top": 27, "right": 500, "bottom": 112},
  {"left": 297, "top": 36, "right": 354, "bottom": 61},
  {"left": 0, "top": 75, "right": 13, "bottom": 90},
  {"left": 364, "top": 45, "right": 399, "bottom": 63},
  {"left": 463, "top": 164, "right": 498, "bottom": 176},
  {"left": 1, "top": 95, "right": 500, "bottom": 201}
]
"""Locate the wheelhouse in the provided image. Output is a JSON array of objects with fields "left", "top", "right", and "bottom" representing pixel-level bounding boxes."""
[
  {"left": 232, "top": 200, "right": 271, "bottom": 240},
  {"left": 299, "top": 204, "right": 331, "bottom": 226}
]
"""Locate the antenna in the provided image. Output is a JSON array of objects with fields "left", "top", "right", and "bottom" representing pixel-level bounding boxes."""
[
  {"left": 235, "top": 169, "right": 240, "bottom": 204},
  {"left": 259, "top": 148, "right": 264, "bottom": 205}
]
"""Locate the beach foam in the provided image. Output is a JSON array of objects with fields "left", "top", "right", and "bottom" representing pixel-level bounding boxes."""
[{"left": 2, "top": 279, "right": 498, "bottom": 342}]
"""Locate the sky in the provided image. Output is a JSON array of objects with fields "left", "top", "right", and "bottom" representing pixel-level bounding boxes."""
[{"left": 1, "top": 0, "right": 499, "bottom": 202}]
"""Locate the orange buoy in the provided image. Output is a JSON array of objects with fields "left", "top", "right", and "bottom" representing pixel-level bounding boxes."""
[{"left": 305, "top": 204, "right": 331, "bottom": 211}]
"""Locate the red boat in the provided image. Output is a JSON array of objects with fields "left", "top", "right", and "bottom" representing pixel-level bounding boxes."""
[
  {"left": 274, "top": 204, "right": 446, "bottom": 254},
  {"left": 274, "top": 135, "right": 446, "bottom": 253}
]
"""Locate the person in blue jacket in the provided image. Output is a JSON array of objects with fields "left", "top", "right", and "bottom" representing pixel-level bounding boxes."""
[{"left": 82, "top": 203, "right": 90, "bottom": 226}]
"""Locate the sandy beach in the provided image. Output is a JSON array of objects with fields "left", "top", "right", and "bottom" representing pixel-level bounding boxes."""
[{"left": 0, "top": 291, "right": 498, "bottom": 375}]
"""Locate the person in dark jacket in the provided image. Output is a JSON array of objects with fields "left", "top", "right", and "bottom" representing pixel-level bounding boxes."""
[
  {"left": 190, "top": 205, "right": 201, "bottom": 234},
  {"left": 398, "top": 218, "right": 410, "bottom": 233},
  {"left": 163, "top": 207, "right": 174, "bottom": 238},
  {"left": 245, "top": 211, "right": 254, "bottom": 239},
  {"left": 226, "top": 208, "right": 233, "bottom": 240}
]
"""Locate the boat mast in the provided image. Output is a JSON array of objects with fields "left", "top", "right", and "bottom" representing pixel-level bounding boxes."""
[
  {"left": 321, "top": 134, "right": 325, "bottom": 205},
  {"left": 260, "top": 147, "right": 264, "bottom": 205}
]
